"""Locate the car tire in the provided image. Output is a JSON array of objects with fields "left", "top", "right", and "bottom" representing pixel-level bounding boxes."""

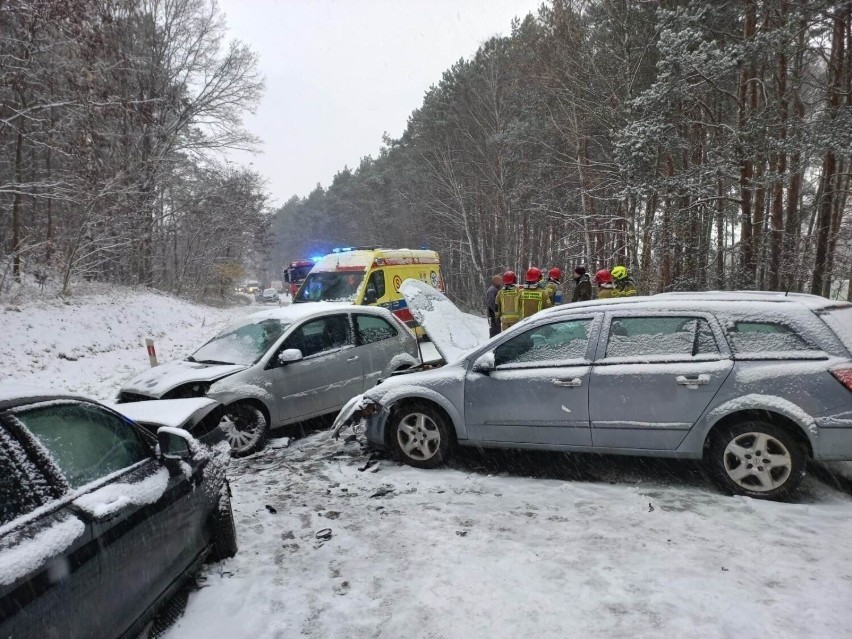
[
  {"left": 388, "top": 401, "right": 453, "bottom": 469},
  {"left": 707, "top": 421, "right": 806, "bottom": 500},
  {"left": 207, "top": 482, "right": 238, "bottom": 562},
  {"left": 220, "top": 403, "right": 267, "bottom": 457}
]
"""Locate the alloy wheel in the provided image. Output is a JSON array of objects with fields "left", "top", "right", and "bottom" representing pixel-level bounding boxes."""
[
  {"left": 723, "top": 431, "right": 793, "bottom": 492},
  {"left": 396, "top": 412, "right": 441, "bottom": 461},
  {"left": 220, "top": 408, "right": 260, "bottom": 452}
]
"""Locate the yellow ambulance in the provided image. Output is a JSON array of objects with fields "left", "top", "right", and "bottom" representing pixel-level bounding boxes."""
[{"left": 292, "top": 247, "right": 443, "bottom": 333}]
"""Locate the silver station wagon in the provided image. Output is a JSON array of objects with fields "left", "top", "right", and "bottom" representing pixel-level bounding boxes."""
[
  {"left": 334, "top": 291, "right": 852, "bottom": 500},
  {"left": 120, "top": 303, "right": 420, "bottom": 456}
]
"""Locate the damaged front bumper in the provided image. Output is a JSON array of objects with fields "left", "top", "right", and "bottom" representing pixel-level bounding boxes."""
[{"left": 330, "top": 395, "right": 381, "bottom": 439}]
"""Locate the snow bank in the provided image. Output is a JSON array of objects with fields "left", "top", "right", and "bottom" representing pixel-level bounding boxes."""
[
  {"left": 0, "top": 288, "right": 248, "bottom": 400},
  {"left": 0, "top": 515, "right": 85, "bottom": 586}
]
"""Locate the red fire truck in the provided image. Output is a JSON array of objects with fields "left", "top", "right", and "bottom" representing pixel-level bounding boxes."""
[{"left": 283, "top": 259, "right": 316, "bottom": 297}]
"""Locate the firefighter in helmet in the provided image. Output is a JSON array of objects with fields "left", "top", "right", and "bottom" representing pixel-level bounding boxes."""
[
  {"left": 544, "top": 268, "right": 563, "bottom": 306},
  {"left": 496, "top": 271, "right": 522, "bottom": 332},
  {"left": 610, "top": 265, "right": 637, "bottom": 297},
  {"left": 520, "top": 267, "right": 552, "bottom": 320},
  {"left": 593, "top": 268, "right": 616, "bottom": 299}
]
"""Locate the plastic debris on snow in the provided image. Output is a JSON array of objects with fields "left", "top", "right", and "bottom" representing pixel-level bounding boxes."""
[{"left": 0, "top": 515, "right": 85, "bottom": 586}]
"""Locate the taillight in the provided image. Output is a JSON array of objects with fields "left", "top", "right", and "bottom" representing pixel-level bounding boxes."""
[{"left": 831, "top": 367, "right": 852, "bottom": 391}]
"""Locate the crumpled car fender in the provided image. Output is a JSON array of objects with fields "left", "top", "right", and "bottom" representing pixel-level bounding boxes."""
[{"left": 370, "top": 385, "right": 467, "bottom": 443}]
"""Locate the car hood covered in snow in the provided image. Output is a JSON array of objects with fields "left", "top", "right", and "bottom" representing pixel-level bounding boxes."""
[
  {"left": 120, "top": 360, "right": 247, "bottom": 398},
  {"left": 107, "top": 397, "right": 220, "bottom": 430},
  {"left": 400, "top": 279, "right": 487, "bottom": 363}
]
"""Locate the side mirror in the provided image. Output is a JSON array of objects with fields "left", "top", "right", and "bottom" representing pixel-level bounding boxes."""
[
  {"left": 472, "top": 352, "right": 496, "bottom": 374},
  {"left": 157, "top": 427, "right": 194, "bottom": 461},
  {"left": 364, "top": 288, "right": 378, "bottom": 304},
  {"left": 278, "top": 348, "right": 303, "bottom": 365}
]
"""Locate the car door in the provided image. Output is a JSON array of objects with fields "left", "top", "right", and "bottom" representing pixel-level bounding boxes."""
[
  {"left": 0, "top": 420, "right": 102, "bottom": 639},
  {"left": 588, "top": 313, "right": 733, "bottom": 450},
  {"left": 464, "top": 316, "right": 599, "bottom": 446},
  {"left": 9, "top": 400, "right": 204, "bottom": 639},
  {"left": 354, "top": 313, "right": 403, "bottom": 389},
  {"left": 273, "top": 313, "right": 362, "bottom": 420}
]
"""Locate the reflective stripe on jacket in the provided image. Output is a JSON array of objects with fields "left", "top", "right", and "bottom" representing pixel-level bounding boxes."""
[
  {"left": 496, "top": 286, "right": 522, "bottom": 324},
  {"left": 520, "top": 286, "right": 552, "bottom": 319},
  {"left": 612, "top": 278, "right": 637, "bottom": 297}
]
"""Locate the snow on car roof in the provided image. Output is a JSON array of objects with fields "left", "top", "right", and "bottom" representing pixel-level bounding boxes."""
[
  {"left": 230, "top": 301, "right": 391, "bottom": 327},
  {"left": 0, "top": 382, "right": 83, "bottom": 408},
  {"left": 537, "top": 291, "right": 848, "bottom": 318},
  {"left": 653, "top": 290, "right": 848, "bottom": 309},
  {"left": 310, "top": 251, "right": 374, "bottom": 272}
]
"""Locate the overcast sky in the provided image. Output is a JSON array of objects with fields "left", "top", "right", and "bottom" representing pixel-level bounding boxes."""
[{"left": 217, "top": 0, "right": 542, "bottom": 208}]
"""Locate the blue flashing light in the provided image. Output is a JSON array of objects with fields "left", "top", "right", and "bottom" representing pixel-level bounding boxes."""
[
  {"left": 310, "top": 255, "right": 324, "bottom": 262},
  {"left": 332, "top": 246, "right": 355, "bottom": 254}
]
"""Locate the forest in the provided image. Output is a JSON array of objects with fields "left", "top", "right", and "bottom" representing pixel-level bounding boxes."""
[
  {"left": 0, "top": 0, "right": 270, "bottom": 296},
  {"left": 272, "top": 0, "right": 852, "bottom": 309}
]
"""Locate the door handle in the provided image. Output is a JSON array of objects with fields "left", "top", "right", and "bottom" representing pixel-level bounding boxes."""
[
  {"left": 347, "top": 356, "right": 359, "bottom": 362},
  {"left": 552, "top": 378, "right": 582, "bottom": 388},
  {"left": 676, "top": 374, "right": 710, "bottom": 387}
]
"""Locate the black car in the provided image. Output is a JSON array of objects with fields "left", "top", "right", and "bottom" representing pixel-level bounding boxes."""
[{"left": 0, "top": 384, "right": 237, "bottom": 638}]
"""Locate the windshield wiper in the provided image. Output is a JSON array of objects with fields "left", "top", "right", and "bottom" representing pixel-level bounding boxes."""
[
  {"left": 195, "top": 359, "right": 236, "bottom": 365},
  {"left": 186, "top": 356, "right": 197, "bottom": 362}
]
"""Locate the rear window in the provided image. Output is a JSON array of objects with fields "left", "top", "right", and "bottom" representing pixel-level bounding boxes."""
[
  {"left": 725, "top": 321, "right": 816, "bottom": 356},
  {"left": 819, "top": 307, "right": 852, "bottom": 352}
]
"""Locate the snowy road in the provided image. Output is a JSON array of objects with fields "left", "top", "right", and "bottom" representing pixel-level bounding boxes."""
[{"left": 166, "top": 429, "right": 852, "bottom": 639}]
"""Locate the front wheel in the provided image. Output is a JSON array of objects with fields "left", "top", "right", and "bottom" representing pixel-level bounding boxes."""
[
  {"left": 206, "top": 482, "right": 238, "bottom": 562},
  {"left": 219, "top": 403, "right": 267, "bottom": 457},
  {"left": 388, "top": 401, "right": 453, "bottom": 469},
  {"left": 706, "top": 421, "right": 805, "bottom": 500}
]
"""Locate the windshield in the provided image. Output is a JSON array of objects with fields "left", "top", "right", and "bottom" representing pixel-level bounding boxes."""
[
  {"left": 189, "top": 318, "right": 291, "bottom": 365},
  {"left": 290, "top": 265, "right": 313, "bottom": 282},
  {"left": 294, "top": 271, "right": 363, "bottom": 303}
]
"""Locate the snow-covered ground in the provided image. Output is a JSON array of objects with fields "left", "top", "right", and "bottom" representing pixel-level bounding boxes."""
[
  {"left": 0, "top": 288, "right": 248, "bottom": 400},
  {"left": 4, "top": 289, "right": 852, "bottom": 638},
  {"left": 166, "top": 432, "right": 852, "bottom": 639}
]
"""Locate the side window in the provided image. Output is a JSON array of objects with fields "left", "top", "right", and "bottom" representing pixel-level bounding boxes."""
[
  {"left": 605, "top": 317, "right": 720, "bottom": 359},
  {"left": 495, "top": 319, "right": 592, "bottom": 367},
  {"left": 356, "top": 314, "right": 397, "bottom": 345},
  {"left": 285, "top": 315, "right": 352, "bottom": 358},
  {"left": 0, "top": 435, "right": 38, "bottom": 526},
  {"left": 367, "top": 270, "right": 385, "bottom": 299},
  {"left": 13, "top": 403, "right": 151, "bottom": 489},
  {"left": 725, "top": 321, "right": 814, "bottom": 355}
]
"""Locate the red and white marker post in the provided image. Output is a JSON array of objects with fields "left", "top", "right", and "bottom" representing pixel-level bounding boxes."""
[{"left": 145, "top": 338, "right": 159, "bottom": 367}]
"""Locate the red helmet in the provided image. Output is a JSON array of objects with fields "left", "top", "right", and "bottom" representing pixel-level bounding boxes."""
[
  {"left": 502, "top": 270, "right": 517, "bottom": 285},
  {"left": 525, "top": 267, "right": 543, "bottom": 283},
  {"left": 548, "top": 267, "right": 561, "bottom": 281},
  {"left": 593, "top": 269, "right": 613, "bottom": 285}
]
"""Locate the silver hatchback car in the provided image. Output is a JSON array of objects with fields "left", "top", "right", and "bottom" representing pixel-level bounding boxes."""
[
  {"left": 334, "top": 292, "right": 852, "bottom": 500},
  {"left": 120, "top": 303, "right": 420, "bottom": 455}
]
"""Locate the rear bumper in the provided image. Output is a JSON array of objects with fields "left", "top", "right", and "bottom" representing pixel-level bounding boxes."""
[{"left": 815, "top": 412, "right": 852, "bottom": 460}]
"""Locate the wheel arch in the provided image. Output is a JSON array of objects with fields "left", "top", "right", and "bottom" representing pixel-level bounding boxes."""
[
  {"left": 373, "top": 388, "right": 466, "bottom": 444},
  {"left": 703, "top": 404, "right": 815, "bottom": 459},
  {"left": 226, "top": 396, "right": 272, "bottom": 428}
]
